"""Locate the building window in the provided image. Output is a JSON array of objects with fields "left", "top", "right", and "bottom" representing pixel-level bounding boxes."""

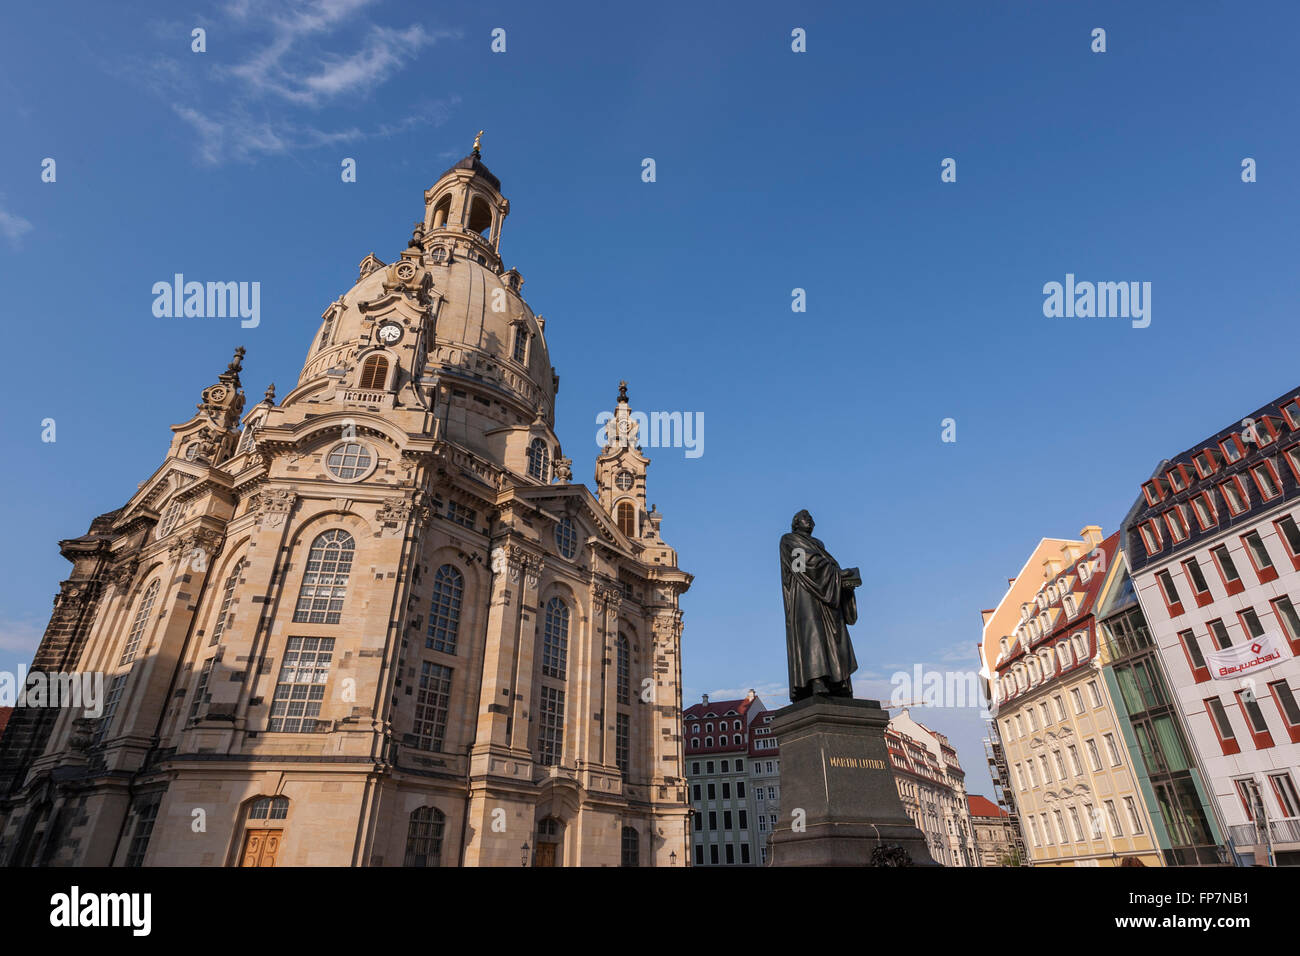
[
  {"left": 1155, "top": 569, "right": 1183, "bottom": 615},
  {"left": 1067, "top": 744, "right": 1083, "bottom": 776},
  {"left": 1104, "top": 800, "right": 1123, "bottom": 837},
  {"left": 1241, "top": 531, "right": 1277, "bottom": 582},
  {"left": 1221, "top": 434, "right": 1245, "bottom": 463},
  {"left": 1178, "top": 628, "right": 1209, "bottom": 682},
  {"left": 527, "top": 438, "right": 550, "bottom": 482},
  {"left": 542, "top": 597, "right": 569, "bottom": 679},
  {"left": 621, "top": 827, "right": 639, "bottom": 867},
  {"left": 413, "top": 661, "right": 453, "bottom": 751},
  {"left": 1139, "top": 520, "right": 1162, "bottom": 555},
  {"left": 616, "top": 501, "right": 636, "bottom": 537},
  {"left": 292, "top": 530, "right": 355, "bottom": 624},
  {"left": 325, "top": 441, "right": 372, "bottom": 480},
  {"left": 189, "top": 658, "right": 214, "bottom": 723},
  {"left": 555, "top": 518, "right": 578, "bottom": 559},
  {"left": 1068, "top": 806, "right": 1084, "bottom": 842},
  {"left": 1182, "top": 558, "right": 1212, "bottom": 603},
  {"left": 156, "top": 497, "right": 186, "bottom": 539},
  {"left": 1272, "top": 597, "right": 1300, "bottom": 651},
  {"left": 1165, "top": 507, "right": 1189, "bottom": 543},
  {"left": 616, "top": 634, "right": 630, "bottom": 704},
  {"left": 446, "top": 500, "right": 477, "bottom": 529},
  {"left": 404, "top": 807, "right": 446, "bottom": 867},
  {"left": 615, "top": 712, "right": 630, "bottom": 773},
  {"left": 1191, "top": 492, "right": 1217, "bottom": 531},
  {"left": 1220, "top": 476, "right": 1249, "bottom": 516},
  {"left": 426, "top": 565, "right": 464, "bottom": 654},
  {"left": 317, "top": 313, "right": 334, "bottom": 352},
  {"left": 120, "top": 579, "right": 160, "bottom": 665},
  {"left": 1205, "top": 697, "right": 1240, "bottom": 755},
  {"left": 1251, "top": 462, "right": 1282, "bottom": 501},
  {"left": 268, "top": 637, "right": 335, "bottom": 732},
  {"left": 1275, "top": 515, "right": 1300, "bottom": 565},
  {"left": 358, "top": 354, "right": 389, "bottom": 390},
  {"left": 1085, "top": 738, "right": 1103, "bottom": 772},
  {"left": 1071, "top": 688, "right": 1085, "bottom": 715},
  {"left": 1193, "top": 449, "right": 1219, "bottom": 478},
  {"left": 1210, "top": 545, "right": 1244, "bottom": 595},
  {"left": 1207, "top": 618, "right": 1231, "bottom": 649},
  {"left": 1271, "top": 772, "right": 1300, "bottom": 817},
  {"left": 249, "top": 796, "right": 289, "bottom": 821},
  {"left": 95, "top": 673, "right": 129, "bottom": 745},
  {"left": 1239, "top": 607, "right": 1266, "bottom": 640},
  {"left": 124, "top": 795, "right": 162, "bottom": 867},
  {"left": 210, "top": 559, "right": 245, "bottom": 646},
  {"left": 1053, "top": 749, "right": 1068, "bottom": 778},
  {"left": 1088, "top": 680, "right": 1103, "bottom": 707},
  {"left": 537, "top": 686, "right": 565, "bottom": 766},
  {"left": 1103, "top": 732, "right": 1122, "bottom": 767},
  {"left": 1123, "top": 796, "right": 1144, "bottom": 835},
  {"left": 513, "top": 326, "right": 529, "bottom": 363},
  {"left": 694, "top": 844, "right": 704, "bottom": 864},
  {"left": 1084, "top": 802, "right": 1103, "bottom": 839},
  {"left": 1235, "top": 688, "right": 1275, "bottom": 748}
]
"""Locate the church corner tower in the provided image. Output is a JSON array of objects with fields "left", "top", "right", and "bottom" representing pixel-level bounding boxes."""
[{"left": 0, "top": 136, "right": 691, "bottom": 869}]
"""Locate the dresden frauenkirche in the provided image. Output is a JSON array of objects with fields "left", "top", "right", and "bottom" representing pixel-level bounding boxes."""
[{"left": 0, "top": 141, "right": 692, "bottom": 867}]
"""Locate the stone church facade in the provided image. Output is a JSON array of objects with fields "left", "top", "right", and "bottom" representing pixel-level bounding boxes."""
[{"left": 0, "top": 145, "right": 692, "bottom": 867}]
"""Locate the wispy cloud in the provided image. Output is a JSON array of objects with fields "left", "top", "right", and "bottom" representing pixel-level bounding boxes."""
[
  {"left": 111, "top": 1, "right": 461, "bottom": 165},
  {"left": 0, "top": 201, "right": 34, "bottom": 249}
]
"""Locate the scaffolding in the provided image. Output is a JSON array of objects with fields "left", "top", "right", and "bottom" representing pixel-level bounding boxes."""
[{"left": 983, "top": 720, "right": 1027, "bottom": 865}]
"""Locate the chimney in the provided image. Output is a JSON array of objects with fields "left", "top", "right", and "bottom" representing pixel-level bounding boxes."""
[
  {"left": 1080, "top": 525, "right": 1103, "bottom": 548},
  {"left": 1042, "top": 557, "right": 1062, "bottom": 579},
  {"left": 745, "top": 689, "right": 755, "bottom": 702},
  {"left": 701, "top": 694, "right": 709, "bottom": 705},
  {"left": 1061, "top": 542, "right": 1083, "bottom": 563}
]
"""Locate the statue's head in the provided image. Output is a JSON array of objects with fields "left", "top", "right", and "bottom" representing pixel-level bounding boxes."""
[{"left": 791, "top": 509, "right": 814, "bottom": 533}]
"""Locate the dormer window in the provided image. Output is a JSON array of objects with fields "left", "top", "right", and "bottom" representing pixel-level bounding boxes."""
[
  {"left": 512, "top": 325, "right": 529, "bottom": 363},
  {"left": 1191, "top": 491, "right": 1217, "bottom": 530},
  {"left": 526, "top": 438, "right": 551, "bottom": 482},
  {"left": 1139, "top": 520, "right": 1162, "bottom": 556},
  {"left": 1254, "top": 416, "right": 1281, "bottom": 447},
  {"left": 1166, "top": 464, "right": 1191, "bottom": 492},
  {"left": 1193, "top": 448, "right": 1219, "bottom": 478},
  {"left": 1141, "top": 479, "right": 1166, "bottom": 506},
  {"left": 1063, "top": 594, "right": 1078, "bottom": 617},
  {"left": 1221, "top": 434, "right": 1245, "bottom": 463},
  {"left": 1164, "top": 506, "right": 1189, "bottom": 543},
  {"left": 1220, "top": 476, "right": 1249, "bottom": 516},
  {"left": 1281, "top": 397, "right": 1300, "bottom": 431}
]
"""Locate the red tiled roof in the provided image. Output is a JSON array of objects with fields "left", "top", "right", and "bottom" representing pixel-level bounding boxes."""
[{"left": 967, "top": 794, "right": 1008, "bottom": 819}]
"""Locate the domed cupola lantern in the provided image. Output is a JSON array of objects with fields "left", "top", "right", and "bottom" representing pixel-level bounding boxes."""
[{"left": 422, "top": 130, "right": 509, "bottom": 271}]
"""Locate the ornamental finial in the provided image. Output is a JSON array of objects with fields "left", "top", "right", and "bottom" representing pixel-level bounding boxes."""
[
  {"left": 617, "top": 380, "right": 628, "bottom": 404},
  {"left": 264, "top": 382, "right": 276, "bottom": 404},
  {"left": 472, "top": 129, "right": 484, "bottom": 155}
]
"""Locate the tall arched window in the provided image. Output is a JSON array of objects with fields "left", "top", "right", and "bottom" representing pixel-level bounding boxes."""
[
  {"left": 426, "top": 564, "right": 464, "bottom": 654},
  {"left": 210, "top": 558, "right": 245, "bottom": 646},
  {"left": 616, "top": 634, "right": 630, "bottom": 705},
  {"left": 513, "top": 326, "right": 528, "bottom": 363},
  {"left": 316, "top": 314, "right": 334, "bottom": 353},
  {"left": 358, "top": 354, "right": 389, "bottom": 390},
  {"left": 468, "top": 195, "right": 493, "bottom": 236},
  {"left": 293, "top": 530, "right": 355, "bottom": 624},
  {"left": 431, "top": 194, "right": 452, "bottom": 229},
  {"left": 120, "top": 579, "right": 160, "bottom": 665},
  {"left": 527, "top": 439, "right": 550, "bottom": 482},
  {"left": 621, "top": 826, "right": 639, "bottom": 867},
  {"left": 404, "top": 807, "right": 446, "bottom": 867},
  {"left": 616, "top": 501, "right": 635, "bottom": 537},
  {"left": 542, "top": 597, "right": 569, "bottom": 680}
]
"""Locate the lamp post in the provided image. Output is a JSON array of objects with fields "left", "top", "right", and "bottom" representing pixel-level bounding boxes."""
[
  {"left": 521, "top": 842, "right": 530, "bottom": 867},
  {"left": 669, "top": 850, "right": 677, "bottom": 867}
]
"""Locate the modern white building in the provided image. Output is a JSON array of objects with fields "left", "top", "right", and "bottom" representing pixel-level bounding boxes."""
[{"left": 1127, "top": 387, "right": 1300, "bottom": 865}]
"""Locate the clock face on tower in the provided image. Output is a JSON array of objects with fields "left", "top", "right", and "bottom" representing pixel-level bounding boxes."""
[
  {"left": 377, "top": 322, "right": 403, "bottom": 345},
  {"left": 615, "top": 470, "right": 634, "bottom": 491}
]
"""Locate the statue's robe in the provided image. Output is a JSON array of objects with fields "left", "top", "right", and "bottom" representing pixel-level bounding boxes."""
[{"left": 779, "top": 530, "right": 858, "bottom": 694}]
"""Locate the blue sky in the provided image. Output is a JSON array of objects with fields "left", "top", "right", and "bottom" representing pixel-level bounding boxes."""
[{"left": 2, "top": 1, "right": 1299, "bottom": 798}]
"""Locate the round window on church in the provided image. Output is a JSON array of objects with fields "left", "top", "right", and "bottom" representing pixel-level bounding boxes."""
[
  {"left": 615, "top": 470, "right": 634, "bottom": 491},
  {"left": 325, "top": 441, "right": 374, "bottom": 482},
  {"left": 555, "top": 517, "right": 578, "bottom": 559}
]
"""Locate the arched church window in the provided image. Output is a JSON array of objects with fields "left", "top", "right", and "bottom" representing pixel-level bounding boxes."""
[
  {"left": 210, "top": 558, "right": 245, "bottom": 646},
  {"left": 616, "top": 501, "right": 636, "bottom": 537},
  {"left": 248, "top": 796, "right": 289, "bottom": 820},
  {"left": 616, "top": 633, "right": 630, "bottom": 704},
  {"left": 120, "top": 579, "right": 160, "bottom": 665},
  {"left": 404, "top": 807, "right": 446, "bottom": 866},
  {"left": 427, "top": 565, "right": 464, "bottom": 654},
  {"left": 316, "top": 314, "right": 334, "bottom": 353},
  {"left": 468, "top": 196, "right": 493, "bottom": 237},
  {"left": 527, "top": 439, "right": 550, "bottom": 482},
  {"left": 513, "top": 326, "right": 528, "bottom": 363},
  {"left": 542, "top": 597, "right": 569, "bottom": 680},
  {"left": 292, "top": 530, "right": 355, "bottom": 624},
  {"left": 358, "top": 354, "right": 389, "bottom": 390}
]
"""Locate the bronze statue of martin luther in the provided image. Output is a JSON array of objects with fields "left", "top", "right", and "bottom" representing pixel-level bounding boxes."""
[{"left": 779, "top": 510, "right": 862, "bottom": 701}]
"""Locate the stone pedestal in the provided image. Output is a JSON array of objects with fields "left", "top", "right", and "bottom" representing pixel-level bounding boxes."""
[{"left": 768, "top": 696, "right": 936, "bottom": 866}]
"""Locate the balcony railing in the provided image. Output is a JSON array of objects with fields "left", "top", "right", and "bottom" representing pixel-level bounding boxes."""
[{"left": 1229, "top": 817, "right": 1300, "bottom": 848}]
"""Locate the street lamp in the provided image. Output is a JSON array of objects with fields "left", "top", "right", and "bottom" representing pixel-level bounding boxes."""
[
  {"left": 521, "top": 842, "right": 530, "bottom": 867},
  {"left": 669, "top": 850, "right": 677, "bottom": 866}
]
